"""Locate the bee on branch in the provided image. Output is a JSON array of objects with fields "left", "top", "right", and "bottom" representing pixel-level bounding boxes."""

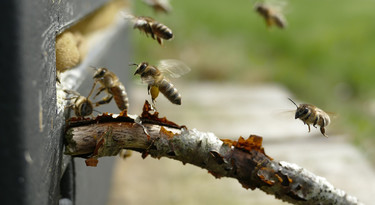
[
  {"left": 64, "top": 89, "right": 95, "bottom": 117},
  {"left": 92, "top": 67, "right": 129, "bottom": 111}
]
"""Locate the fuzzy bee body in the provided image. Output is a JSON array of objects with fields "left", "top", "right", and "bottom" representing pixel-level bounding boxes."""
[
  {"left": 255, "top": 3, "right": 287, "bottom": 29},
  {"left": 158, "top": 79, "right": 182, "bottom": 105},
  {"left": 93, "top": 68, "right": 129, "bottom": 111},
  {"left": 109, "top": 83, "right": 129, "bottom": 110},
  {"left": 133, "top": 60, "right": 190, "bottom": 105},
  {"left": 133, "top": 16, "right": 173, "bottom": 45},
  {"left": 289, "top": 98, "right": 331, "bottom": 137},
  {"left": 64, "top": 90, "right": 94, "bottom": 117}
]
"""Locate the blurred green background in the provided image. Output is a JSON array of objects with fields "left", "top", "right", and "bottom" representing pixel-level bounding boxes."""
[{"left": 130, "top": 0, "right": 375, "bottom": 163}]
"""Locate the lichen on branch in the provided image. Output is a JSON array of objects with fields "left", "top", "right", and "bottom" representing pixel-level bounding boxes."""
[{"left": 64, "top": 101, "right": 362, "bottom": 205}]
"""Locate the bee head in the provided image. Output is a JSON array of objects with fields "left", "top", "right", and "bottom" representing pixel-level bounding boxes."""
[
  {"left": 93, "top": 67, "right": 108, "bottom": 79},
  {"left": 295, "top": 105, "right": 310, "bottom": 119},
  {"left": 255, "top": 3, "right": 266, "bottom": 13},
  {"left": 288, "top": 98, "right": 307, "bottom": 119},
  {"left": 134, "top": 62, "right": 148, "bottom": 75}
]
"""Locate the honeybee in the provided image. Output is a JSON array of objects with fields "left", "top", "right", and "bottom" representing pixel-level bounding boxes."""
[
  {"left": 288, "top": 98, "right": 331, "bottom": 137},
  {"left": 64, "top": 89, "right": 94, "bottom": 117},
  {"left": 132, "top": 59, "right": 190, "bottom": 105},
  {"left": 254, "top": 2, "right": 287, "bottom": 29},
  {"left": 143, "top": 0, "right": 172, "bottom": 14},
  {"left": 124, "top": 14, "right": 173, "bottom": 45},
  {"left": 92, "top": 67, "right": 129, "bottom": 111}
]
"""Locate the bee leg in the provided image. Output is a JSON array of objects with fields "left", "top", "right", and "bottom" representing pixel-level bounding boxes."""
[
  {"left": 313, "top": 117, "right": 318, "bottom": 128},
  {"left": 94, "top": 86, "right": 106, "bottom": 98},
  {"left": 152, "top": 98, "right": 157, "bottom": 106},
  {"left": 266, "top": 18, "right": 273, "bottom": 27},
  {"left": 64, "top": 103, "right": 76, "bottom": 116},
  {"left": 150, "top": 103, "right": 157, "bottom": 112},
  {"left": 307, "top": 124, "right": 311, "bottom": 132},
  {"left": 64, "top": 103, "right": 75, "bottom": 110},
  {"left": 94, "top": 95, "right": 113, "bottom": 106},
  {"left": 63, "top": 89, "right": 80, "bottom": 96},
  {"left": 87, "top": 81, "right": 98, "bottom": 99},
  {"left": 156, "top": 37, "right": 163, "bottom": 45},
  {"left": 320, "top": 127, "right": 328, "bottom": 138},
  {"left": 64, "top": 96, "right": 78, "bottom": 101},
  {"left": 149, "top": 28, "right": 155, "bottom": 39}
]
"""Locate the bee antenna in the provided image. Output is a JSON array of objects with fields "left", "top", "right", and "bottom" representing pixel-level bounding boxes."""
[
  {"left": 129, "top": 62, "right": 138, "bottom": 66},
  {"left": 89, "top": 65, "right": 98, "bottom": 70},
  {"left": 93, "top": 109, "right": 101, "bottom": 114},
  {"left": 288, "top": 98, "right": 298, "bottom": 108}
]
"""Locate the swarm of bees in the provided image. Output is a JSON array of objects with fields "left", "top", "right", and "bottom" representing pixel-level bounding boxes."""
[{"left": 63, "top": 1, "right": 339, "bottom": 140}]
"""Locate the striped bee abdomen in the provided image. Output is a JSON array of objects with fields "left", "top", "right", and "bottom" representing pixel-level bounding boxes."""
[
  {"left": 158, "top": 79, "right": 181, "bottom": 105},
  {"left": 151, "top": 23, "right": 173, "bottom": 40},
  {"left": 110, "top": 84, "right": 129, "bottom": 110}
]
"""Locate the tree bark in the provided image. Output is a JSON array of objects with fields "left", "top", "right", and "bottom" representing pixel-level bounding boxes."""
[{"left": 64, "top": 101, "right": 363, "bottom": 205}]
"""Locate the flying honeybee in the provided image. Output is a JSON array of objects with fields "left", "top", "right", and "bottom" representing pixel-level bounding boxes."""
[
  {"left": 64, "top": 89, "right": 94, "bottom": 117},
  {"left": 132, "top": 59, "right": 190, "bottom": 105},
  {"left": 143, "top": 0, "right": 172, "bottom": 14},
  {"left": 92, "top": 67, "right": 129, "bottom": 111},
  {"left": 254, "top": 2, "right": 287, "bottom": 29},
  {"left": 288, "top": 98, "right": 331, "bottom": 137},
  {"left": 124, "top": 13, "right": 173, "bottom": 45}
]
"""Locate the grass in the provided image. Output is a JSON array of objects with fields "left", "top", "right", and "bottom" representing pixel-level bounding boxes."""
[{"left": 130, "top": 0, "right": 375, "bottom": 162}]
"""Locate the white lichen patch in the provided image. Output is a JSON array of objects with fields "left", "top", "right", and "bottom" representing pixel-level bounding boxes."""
[{"left": 279, "top": 161, "right": 362, "bottom": 204}]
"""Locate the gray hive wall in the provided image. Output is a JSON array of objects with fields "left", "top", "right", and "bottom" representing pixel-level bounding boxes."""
[{"left": 0, "top": 0, "right": 131, "bottom": 204}]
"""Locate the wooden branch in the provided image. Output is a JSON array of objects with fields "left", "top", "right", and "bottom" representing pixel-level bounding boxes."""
[{"left": 64, "top": 101, "right": 362, "bottom": 205}]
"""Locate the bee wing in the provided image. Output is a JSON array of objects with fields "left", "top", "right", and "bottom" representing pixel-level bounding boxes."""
[
  {"left": 326, "top": 111, "right": 338, "bottom": 119},
  {"left": 263, "top": 0, "right": 287, "bottom": 9},
  {"left": 157, "top": 59, "right": 191, "bottom": 79},
  {"left": 142, "top": 0, "right": 154, "bottom": 4},
  {"left": 120, "top": 12, "right": 147, "bottom": 26},
  {"left": 120, "top": 11, "right": 136, "bottom": 21},
  {"left": 143, "top": 0, "right": 171, "bottom": 6},
  {"left": 140, "top": 75, "right": 156, "bottom": 85},
  {"left": 134, "top": 17, "right": 149, "bottom": 27},
  {"left": 273, "top": 109, "right": 295, "bottom": 118},
  {"left": 257, "top": 0, "right": 288, "bottom": 15}
]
